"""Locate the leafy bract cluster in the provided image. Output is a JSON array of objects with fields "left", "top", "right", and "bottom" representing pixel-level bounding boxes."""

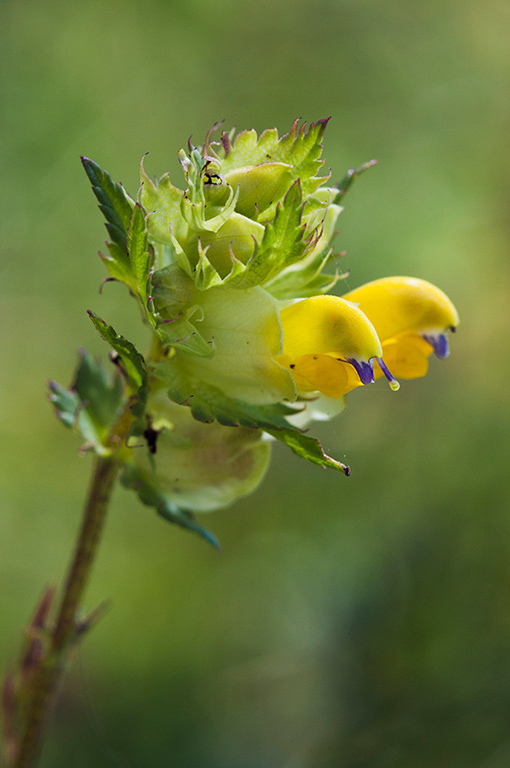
[{"left": 50, "top": 121, "right": 377, "bottom": 545}]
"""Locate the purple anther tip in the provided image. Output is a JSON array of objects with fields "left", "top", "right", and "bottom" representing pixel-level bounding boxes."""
[
  {"left": 347, "top": 358, "right": 374, "bottom": 385},
  {"left": 423, "top": 333, "right": 449, "bottom": 359}
]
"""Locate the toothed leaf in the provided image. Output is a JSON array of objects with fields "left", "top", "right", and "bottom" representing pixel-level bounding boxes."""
[
  {"left": 264, "top": 428, "right": 349, "bottom": 474},
  {"left": 157, "top": 360, "right": 348, "bottom": 473},
  {"left": 101, "top": 242, "right": 136, "bottom": 285},
  {"left": 81, "top": 156, "right": 134, "bottom": 250},
  {"left": 87, "top": 312, "right": 148, "bottom": 417},
  {"left": 48, "top": 349, "right": 124, "bottom": 454}
]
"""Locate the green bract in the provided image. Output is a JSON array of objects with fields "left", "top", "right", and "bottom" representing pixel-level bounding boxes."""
[{"left": 51, "top": 121, "right": 377, "bottom": 545}]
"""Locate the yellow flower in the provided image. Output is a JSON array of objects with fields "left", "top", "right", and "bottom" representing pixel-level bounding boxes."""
[
  {"left": 342, "top": 276, "right": 459, "bottom": 381},
  {"left": 277, "top": 277, "right": 458, "bottom": 400},
  {"left": 277, "top": 294, "right": 383, "bottom": 398}
]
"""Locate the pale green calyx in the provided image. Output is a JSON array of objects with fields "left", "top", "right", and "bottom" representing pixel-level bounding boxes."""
[
  {"left": 152, "top": 269, "right": 296, "bottom": 404},
  {"left": 126, "top": 389, "right": 271, "bottom": 514}
]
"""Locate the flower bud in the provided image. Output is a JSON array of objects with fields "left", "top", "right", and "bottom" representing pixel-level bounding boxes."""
[{"left": 224, "top": 162, "right": 294, "bottom": 218}]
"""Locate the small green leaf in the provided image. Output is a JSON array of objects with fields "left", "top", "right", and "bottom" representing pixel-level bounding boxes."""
[
  {"left": 120, "top": 464, "right": 220, "bottom": 549},
  {"left": 81, "top": 157, "right": 134, "bottom": 250},
  {"left": 127, "top": 203, "right": 152, "bottom": 304},
  {"left": 333, "top": 159, "right": 378, "bottom": 202},
  {"left": 48, "top": 349, "right": 124, "bottom": 454},
  {"left": 87, "top": 312, "right": 148, "bottom": 417},
  {"left": 265, "top": 428, "right": 350, "bottom": 475},
  {"left": 158, "top": 504, "right": 221, "bottom": 549},
  {"left": 101, "top": 243, "right": 135, "bottom": 285},
  {"left": 82, "top": 156, "right": 141, "bottom": 295},
  {"left": 48, "top": 380, "right": 82, "bottom": 429}
]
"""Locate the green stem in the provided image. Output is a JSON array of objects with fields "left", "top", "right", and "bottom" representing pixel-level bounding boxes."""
[{"left": 11, "top": 454, "right": 120, "bottom": 768}]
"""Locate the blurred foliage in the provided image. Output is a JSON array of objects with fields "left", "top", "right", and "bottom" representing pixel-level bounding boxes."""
[{"left": 1, "top": 0, "right": 510, "bottom": 765}]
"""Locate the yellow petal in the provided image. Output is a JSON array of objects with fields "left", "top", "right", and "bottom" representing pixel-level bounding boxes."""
[
  {"left": 342, "top": 276, "right": 459, "bottom": 342},
  {"left": 290, "top": 354, "right": 361, "bottom": 398}
]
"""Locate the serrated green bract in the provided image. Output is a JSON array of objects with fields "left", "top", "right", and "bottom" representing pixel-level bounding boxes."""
[
  {"left": 48, "top": 350, "right": 124, "bottom": 455},
  {"left": 159, "top": 356, "right": 295, "bottom": 428},
  {"left": 135, "top": 120, "right": 354, "bottom": 296},
  {"left": 154, "top": 358, "right": 348, "bottom": 473},
  {"left": 216, "top": 119, "right": 330, "bottom": 198},
  {"left": 226, "top": 181, "right": 308, "bottom": 290},
  {"left": 264, "top": 428, "right": 349, "bottom": 475},
  {"left": 100, "top": 242, "right": 135, "bottom": 286}
]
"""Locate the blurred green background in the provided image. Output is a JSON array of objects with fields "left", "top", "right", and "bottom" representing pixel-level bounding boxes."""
[{"left": 1, "top": 0, "right": 510, "bottom": 765}]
